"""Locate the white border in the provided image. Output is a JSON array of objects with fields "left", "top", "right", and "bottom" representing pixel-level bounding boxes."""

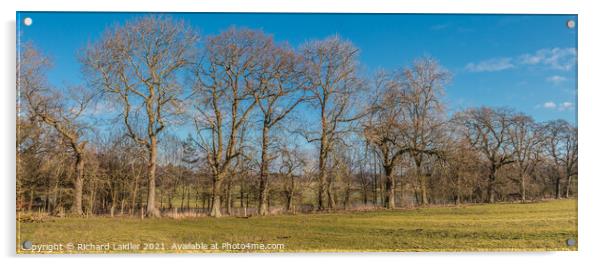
[{"left": 2, "top": 1, "right": 601, "bottom": 265}]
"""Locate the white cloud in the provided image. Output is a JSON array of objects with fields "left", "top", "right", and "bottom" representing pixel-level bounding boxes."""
[
  {"left": 539, "top": 101, "right": 575, "bottom": 111},
  {"left": 559, "top": 102, "right": 574, "bottom": 111},
  {"left": 543, "top": 101, "right": 557, "bottom": 109},
  {"left": 546, "top": 75, "right": 568, "bottom": 85},
  {"left": 465, "top": 58, "right": 514, "bottom": 72},
  {"left": 519, "top": 48, "right": 577, "bottom": 71},
  {"left": 465, "top": 47, "right": 577, "bottom": 73}
]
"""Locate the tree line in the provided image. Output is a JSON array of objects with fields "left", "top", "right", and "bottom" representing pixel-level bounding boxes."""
[{"left": 17, "top": 15, "right": 577, "bottom": 218}]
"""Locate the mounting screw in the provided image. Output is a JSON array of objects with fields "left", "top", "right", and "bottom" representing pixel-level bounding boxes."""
[
  {"left": 23, "top": 17, "right": 32, "bottom": 26},
  {"left": 566, "top": 238, "right": 576, "bottom": 246},
  {"left": 22, "top": 240, "right": 32, "bottom": 250},
  {"left": 566, "top": 19, "right": 575, "bottom": 29}
]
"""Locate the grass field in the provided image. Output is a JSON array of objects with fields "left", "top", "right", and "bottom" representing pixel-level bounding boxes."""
[{"left": 17, "top": 199, "right": 577, "bottom": 253}]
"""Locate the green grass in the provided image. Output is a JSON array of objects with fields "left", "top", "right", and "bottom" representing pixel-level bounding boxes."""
[{"left": 17, "top": 199, "right": 577, "bottom": 253}]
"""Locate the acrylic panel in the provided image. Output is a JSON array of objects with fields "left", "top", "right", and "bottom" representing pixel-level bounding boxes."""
[{"left": 16, "top": 12, "right": 578, "bottom": 253}]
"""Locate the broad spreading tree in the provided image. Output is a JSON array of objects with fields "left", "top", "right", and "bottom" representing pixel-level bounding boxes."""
[
  {"left": 19, "top": 45, "right": 92, "bottom": 215},
  {"left": 542, "top": 120, "right": 578, "bottom": 198},
  {"left": 455, "top": 107, "right": 516, "bottom": 203}
]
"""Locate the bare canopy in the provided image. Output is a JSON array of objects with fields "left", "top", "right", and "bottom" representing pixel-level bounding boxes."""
[{"left": 82, "top": 15, "right": 199, "bottom": 217}]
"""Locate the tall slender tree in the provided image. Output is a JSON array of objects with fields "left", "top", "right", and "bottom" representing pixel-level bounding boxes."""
[
  {"left": 253, "top": 42, "right": 306, "bottom": 216},
  {"left": 83, "top": 16, "right": 199, "bottom": 217},
  {"left": 397, "top": 58, "right": 449, "bottom": 205},
  {"left": 191, "top": 28, "right": 268, "bottom": 217},
  {"left": 363, "top": 70, "right": 409, "bottom": 209},
  {"left": 301, "top": 35, "right": 364, "bottom": 211},
  {"left": 508, "top": 114, "right": 542, "bottom": 202}
]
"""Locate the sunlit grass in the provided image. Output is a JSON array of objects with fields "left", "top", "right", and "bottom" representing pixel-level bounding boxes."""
[{"left": 17, "top": 199, "right": 577, "bottom": 253}]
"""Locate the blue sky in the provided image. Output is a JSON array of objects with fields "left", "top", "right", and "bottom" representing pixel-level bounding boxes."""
[{"left": 17, "top": 12, "right": 577, "bottom": 124}]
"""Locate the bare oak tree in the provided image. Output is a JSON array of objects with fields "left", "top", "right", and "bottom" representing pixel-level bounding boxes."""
[
  {"left": 542, "top": 120, "right": 578, "bottom": 198},
  {"left": 455, "top": 107, "right": 515, "bottom": 203},
  {"left": 397, "top": 58, "right": 449, "bottom": 205},
  {"left": 363, "top": 70, "right": 409, "bottom": 209},
  {"left": 277, "top": 144, "right": 307, "bottom": 213},
  {"left": 83, "top": 16, "right": 199, "bottom": 217},
  {"left": 301, "top": 35, "right": 364, "bottom": 211},
  {"left": 252, "top": 40, "right": 306, "bottom": 216},
  {"left": 508, "top": 114, "right": 542, "bottom": 202},
  {"left": 192, "top": 28, "right": 269, "bottom": 217},
  {"left": 19, "top": 45, "right": 92, "bottom": 215}
]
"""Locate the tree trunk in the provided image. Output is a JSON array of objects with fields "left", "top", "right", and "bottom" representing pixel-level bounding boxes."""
[
  {"left": 72, "top": 153, "right": 84, "bottom": 215},
  {"left": 454, "top": 175, "right": 461, "bottom": 205},
  {"left": 361, "top": 175, "right": 369, "bottom": 205},
  {"left": 28, "top": 190, "right": 34, "bottom": 211},
  {"left": 398, "top": 164, "right": 405, "bottom": 207},
  {"left": 373, "top": 155, "right": 378, "bottom": 205},
  {"left": 384, "top": 165, "right": 395, "bottom": 209},
  {"left": 487, "top": 166, "right": 497, "bottom": 203},
  {"left": 110, "top": 186, "right": 118, "bottom": 217},
  {"left": 180, "top": 185, "right": 185, "bottom": 209},
  {"left": 88, "top": 179, "right": 96, "bottom": 215},
  {"left": 343, "top": 184, "right": 351, "bottom": 210},
  {"left": 487, "top": 178, "right": 496, "bottom": 203},
  {"left": 287, "top": 192, "right": 294, "bottom": 213},
  {"left": 146, "top": 137, "right": 161, "bottom": 217},
  {"left": 317, "top": 119, "right": 328, "bottom": 211},
  {"left": 565, "top": 174, "right": 572, "bottom": 198},
  {"left": 226, "top": 178, "right": 232, "bottom": 215},
  {"left": 245, "top": 192, "right": 249, "bottom": 216},
  {"left": 258, "top": 123, "right": 270, "bottom": 216},
  {"left": 45, "top": 179, "right": 50, "bottom": 212},
  {"left": 130, "top": 166, "right": 139, "bottom": 215},
  {"left": 555, "top": 175, "right": 562, "bottom": 199},
  {"left": 210, "top": 173, "right": 223, "bottom": 217},
  {"left": 379, "top": 169, "right": 385, "bottom": 205},
  {"left": 317, "top": 149, "right": 327, "bottom": 211},
  {"left": 240, "top": 178, "right": 245, "bottom": 213},
  {"left": 286, "top": 192, "right": 294, "bottom": 212},
  {"left": 415, "top": 159, "right": 428, "bottom": 206},
  {"left": 327, "top": 178, "right": 336, "bottom": 210},
  {"left": 120, "top": 198, "right": 125, "bottom": 215},
  {"left": 159, "top": 188, "right": 163, "bottom": 209},
  {"left": 521, "top": 173, "right": 527, "bottom": 203},
  {"left": 187, "top": 185, "right": 191, "bottom": 210}
]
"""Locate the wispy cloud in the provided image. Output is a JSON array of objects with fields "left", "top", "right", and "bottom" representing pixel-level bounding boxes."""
[
  {"left": 538, "top": 101, "right": 575, "bottom": 111},
  {"left": 465, "top": 58, "right": 514, "bottom": 72},
  {"left": 85, "top": 100, "right": 118, "bottom": 117},
  {"left": 543, "top": 101, "right": 557, "bottom": 109},
  {"left": 546, "top": 75, "right": 568, "bottom": 85},
  {"left": 519, "top": 48, "right": 577, "bottom": 71},
  {"left": 558, "top": 101, "right": 574, "bottom": 111},
  {"left": 465, "top": 47, "right": 577, "bottom": 73}
]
